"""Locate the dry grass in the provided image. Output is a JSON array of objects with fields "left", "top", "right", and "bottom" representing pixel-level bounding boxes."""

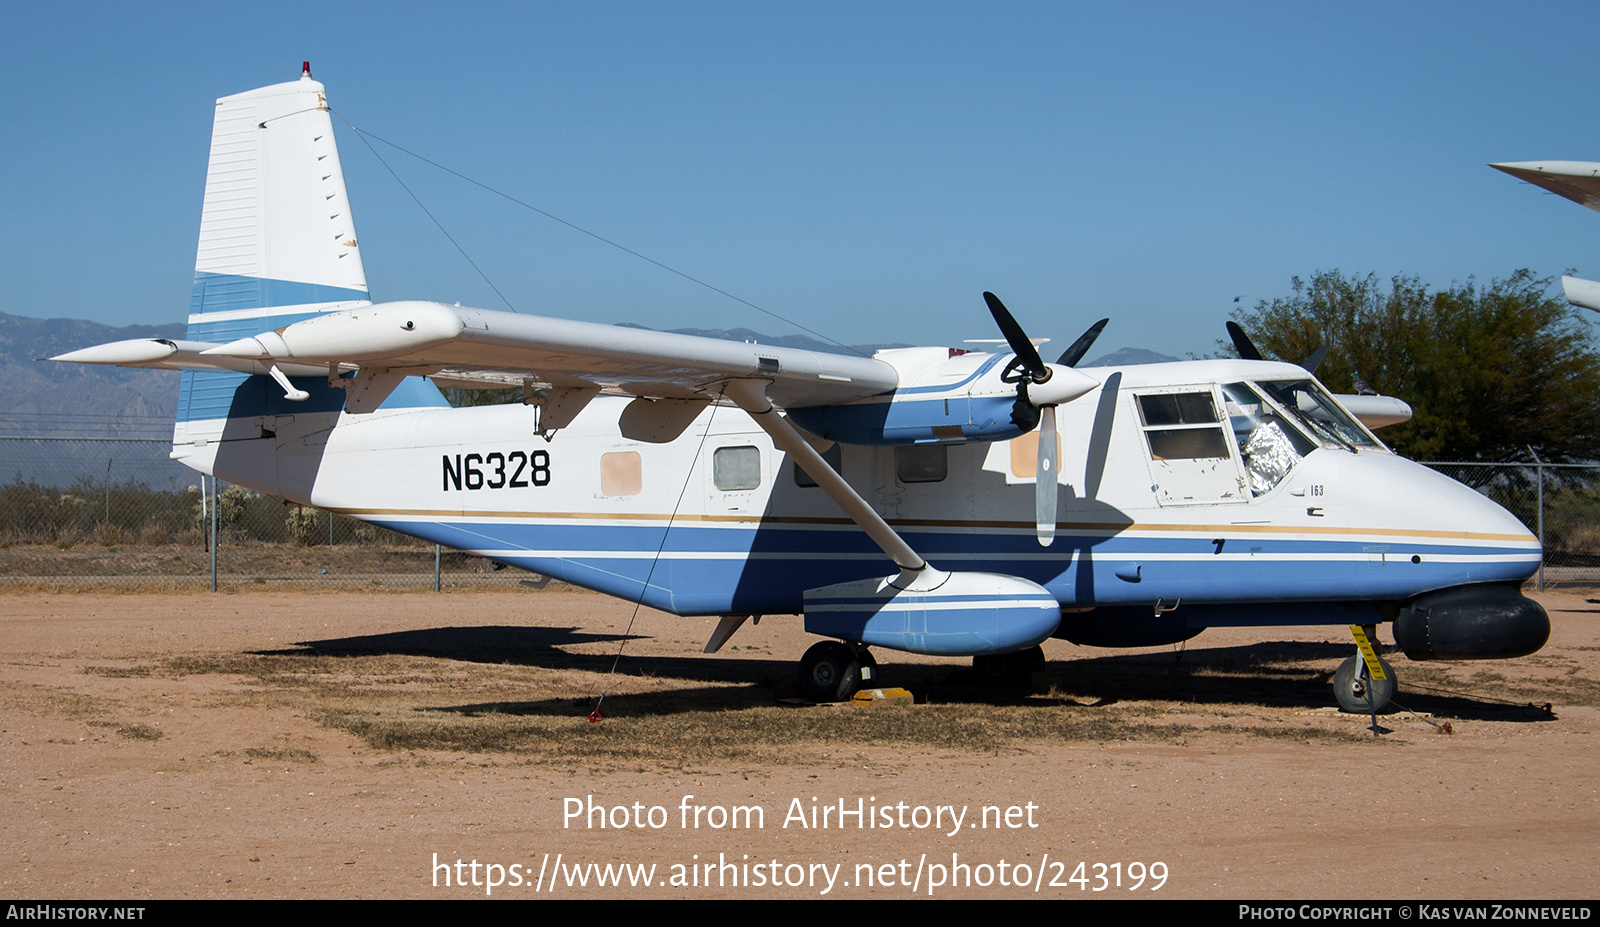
[
  {"left": 0, "top": 682, "right": 118, "bottom": 721},
  {"left": 241, "top": 746, "right": 316, "bottom": 764}
]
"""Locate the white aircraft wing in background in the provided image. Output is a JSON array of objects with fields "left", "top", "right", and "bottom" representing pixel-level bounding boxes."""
[{"left": 1491, "top": 160, "right": 1600, "bottom": 312}]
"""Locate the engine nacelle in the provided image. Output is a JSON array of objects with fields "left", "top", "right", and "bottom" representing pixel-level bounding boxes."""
[
  {"left": 1393, "top": 583, "right": 1550, "bottom": 661},
  {"left": 785, "top": 348, "right": 1097, "bottom": 446}
]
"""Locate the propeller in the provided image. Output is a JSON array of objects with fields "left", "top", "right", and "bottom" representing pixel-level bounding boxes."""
[
  {"left": 1056, "top": 318, "right": 1109, "bottom": 367},
  {"left": 983, "top": 292, "right": 1107, "bottom": 547},
  {"left": 1227, "top": 321, "right": 1328, "bottom": 373},
  {"left": 1226, "top": 321, "right": 1263, "bottom": 361}
]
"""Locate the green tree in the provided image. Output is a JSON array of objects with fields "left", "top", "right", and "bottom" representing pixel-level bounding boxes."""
[{"left": 1228, "top": 269, "right": 1600, "bottom": 461}]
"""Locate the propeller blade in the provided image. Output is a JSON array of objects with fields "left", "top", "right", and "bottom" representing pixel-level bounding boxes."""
[
  {"left": 1226, "top": 321, "right": 1263, "bottom": 361},
  {"left": 1303, "top": 345, "right": 1329, "bottom": 374},
  {"left": 1036, "top": 405, "right": 1058, "bottom": 547},
  {"left": 1056, "top": 318, "right": 1109, "bottom": 367},
  {"left": 984, "top": 291, "right": 1047, "bottom": 378}
]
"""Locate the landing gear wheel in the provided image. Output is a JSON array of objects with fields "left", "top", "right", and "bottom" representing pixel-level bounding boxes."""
[
  {"left": 799, "top": 641, "right": 866, "bottom": 702},
  {"left": 1333, "top": 654, "right": 1396, "bottom": 713},
  {"left": 973, "top": 645, "right": 1045, "bottom": 688}
]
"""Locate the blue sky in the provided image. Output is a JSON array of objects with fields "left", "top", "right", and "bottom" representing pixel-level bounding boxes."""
[{"left": 5, "top": 1, "right": 1599, "bottom": 358}]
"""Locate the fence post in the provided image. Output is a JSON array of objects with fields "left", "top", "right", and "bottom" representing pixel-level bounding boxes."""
[
  {"left": 209, "top": 476, "right": 218, "bottom": 593},
  {"left": 1536, "top": 460, "right": 1545, "bottom": 592},
  {"left": 435, "top": 544, "right": 442, "bottom": 593}
]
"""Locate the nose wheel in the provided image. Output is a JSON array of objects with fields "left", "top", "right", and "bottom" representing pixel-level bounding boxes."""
[
  {"left": 798, "top": 641, "right": 877, "bottom": 702},
  {"left": 1334, "top": 625, "right": 1396, "bottom": 714}
]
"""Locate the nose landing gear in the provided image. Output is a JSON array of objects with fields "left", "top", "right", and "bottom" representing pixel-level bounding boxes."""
[{"left": 1335, "top": 625, "right": 1395, "bottom": 715}]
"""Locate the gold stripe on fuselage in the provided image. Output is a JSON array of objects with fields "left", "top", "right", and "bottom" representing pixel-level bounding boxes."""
[{"left": 324, "top": 507, "right": 1536, "bottom": 544}]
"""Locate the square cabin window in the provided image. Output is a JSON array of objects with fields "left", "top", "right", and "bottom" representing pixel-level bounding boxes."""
[
  {"left": 895, "top": 444, "right": 948, "bottom": 483},
  {"left": 600, "top": 451, "right": 642, "bottom": 497},
  {"left": 713, "top": 446, "right": 762, "bottom": 491},
  {"left": 793, "top": 443, "right": 844, "bottom": 487}
]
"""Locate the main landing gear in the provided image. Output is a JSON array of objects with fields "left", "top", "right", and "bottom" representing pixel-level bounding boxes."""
[
  {"left": 798, "top": 641, "right": 877, "bottom": 702},
  {"left": 1334, "top": 625, "right": 1396, "bottom": 714}
]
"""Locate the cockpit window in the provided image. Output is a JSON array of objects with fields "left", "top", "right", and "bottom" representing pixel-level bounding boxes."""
[
  {"left": 1224, "top": 382, "right": 1313, "bottom": 495},
  {"left": 1254, "top": 379, "right": 1382, "bottom": 450},
  {"left": 1137, "top": 392, "right": 1231, "bottom": 460}
]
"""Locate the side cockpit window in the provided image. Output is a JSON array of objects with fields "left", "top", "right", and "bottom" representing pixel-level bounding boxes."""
[
  {"left": 1135, "top": 388, "right": 1248, "bottom": 507},
  {"left": 1224, "top": 382, "right": 1315, "bottom": 496},
  {"left": 1136, "top": 392, "right": 1230, "bottom": 460}
]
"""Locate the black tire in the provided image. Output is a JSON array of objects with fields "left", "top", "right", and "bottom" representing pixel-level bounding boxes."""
[
  {"left": 799, "top": 641, "right": 864, "bottom": 702},
  {"left": 1333, "top": 654, "right": 1396, "bottom": 713},
  {"left": 973, "top": 645, "right": 1045, "bottom": 687}
]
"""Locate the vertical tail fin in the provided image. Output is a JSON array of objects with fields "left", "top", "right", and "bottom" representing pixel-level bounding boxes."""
[
  {"left": 191, "top": 64, "right": 369, "bottom": 314},
  {"left": 176, "top": 66, "right": 442, "bottom": 459}
]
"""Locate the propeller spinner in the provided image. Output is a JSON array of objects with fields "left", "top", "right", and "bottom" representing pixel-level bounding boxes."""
[{"left": 982, "top": 292, "right": 1107, "bottom": 546}]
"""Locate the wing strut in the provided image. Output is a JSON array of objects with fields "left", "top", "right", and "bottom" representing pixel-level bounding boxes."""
[{"left": 721, "top": 379, "right": 942, "bottom": 587}]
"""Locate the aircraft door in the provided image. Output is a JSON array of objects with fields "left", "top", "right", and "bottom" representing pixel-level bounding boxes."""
[{"left": 1133, "top": 387, "right": 1249, "bottom": 507}]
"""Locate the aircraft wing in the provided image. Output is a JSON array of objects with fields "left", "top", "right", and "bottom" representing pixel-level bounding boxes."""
[
  {"left": 59, "top": 301, "right": 901, "bottom": 411},
  {"left": 1490, "top": 161, "right": 1600, "bottom": 213}
]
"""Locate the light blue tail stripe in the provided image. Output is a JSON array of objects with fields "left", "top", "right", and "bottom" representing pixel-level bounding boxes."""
[
  {"left": 189, "top": 272, "right": 368, "bottom": 315},
  {"left": 178, "top": 273, "right": 442, "bottom": 423}
]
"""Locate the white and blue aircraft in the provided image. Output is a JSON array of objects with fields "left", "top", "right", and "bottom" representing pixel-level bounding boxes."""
[{"left": 56, "top": 68, "right": 1550, "bottom": 710}]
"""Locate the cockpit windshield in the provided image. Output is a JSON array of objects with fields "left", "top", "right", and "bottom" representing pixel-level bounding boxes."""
[
  {"left": 1254, "top": 379, "right": 1383, "bottom": 451},
  {"left": 1223, "top": 379, "right": 1384, "bottom": 496}
]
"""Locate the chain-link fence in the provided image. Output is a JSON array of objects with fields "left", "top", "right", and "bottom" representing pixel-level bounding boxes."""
[
  {"left": 3, "top": 436, "right": 1594, "bottom": 589},
  {"left": 0, "top": 437, "right": 532, "bottom": 589}
]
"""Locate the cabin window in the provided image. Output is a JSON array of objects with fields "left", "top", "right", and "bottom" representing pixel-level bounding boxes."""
[
  {"left": 600, "top": 451, "right": 642, "bottom": 497},
  {"left": 793, "top": 443, "right": 843, "bottom": 487},
  {"left": 1136, "top": 392, "right": 1230, "bottom": 460},
  {"left": 713, "top": 446, "right": 762, "bottom": 491},
  {"left": 896, "top": 444, "right": 948, "bottom": 483}
]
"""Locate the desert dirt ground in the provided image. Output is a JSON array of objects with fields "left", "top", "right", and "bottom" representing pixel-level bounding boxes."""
[{"left": 0, "top": 586, "right": 1595, "bottom": 900}]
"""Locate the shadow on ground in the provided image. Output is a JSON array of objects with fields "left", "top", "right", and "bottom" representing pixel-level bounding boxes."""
[{"left": 266, "top": 628, "right": 1560, "bottom": 722}]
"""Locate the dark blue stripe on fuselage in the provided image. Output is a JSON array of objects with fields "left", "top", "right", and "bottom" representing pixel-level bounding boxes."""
[{"left": 368, "top": 516, "right": 1535, "bottom": 617}]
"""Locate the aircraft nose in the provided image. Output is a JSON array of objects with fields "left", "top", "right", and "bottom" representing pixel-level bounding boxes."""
[{"left": 1395, "top": 458, "right": 1537, "bottom": 541}]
